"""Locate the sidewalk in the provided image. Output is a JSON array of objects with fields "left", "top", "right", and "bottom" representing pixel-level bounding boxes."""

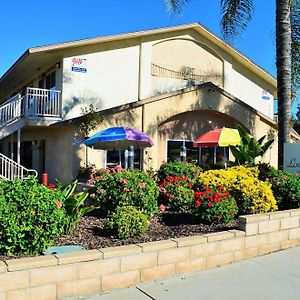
[{"left": 81, "top": 246, "right": 300, "bottom": 300}]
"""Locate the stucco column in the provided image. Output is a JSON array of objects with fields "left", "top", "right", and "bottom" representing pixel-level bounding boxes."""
[
  {"left": 223, "top": 61, "right": 233, "bottom": 94},
  {"left": 138, "top": 41, "right": 153, "bottom": 100}
]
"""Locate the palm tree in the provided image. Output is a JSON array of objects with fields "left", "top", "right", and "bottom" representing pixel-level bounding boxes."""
[{"left": 164, "top": 0, "right": 300, "bottom": 169}]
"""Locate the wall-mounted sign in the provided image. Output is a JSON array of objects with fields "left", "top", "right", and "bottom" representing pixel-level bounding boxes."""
[
  {"left": 284, "top": 143, "right": 300, "bottom": 173},
  {"left": 71, "top": 57, "right": 87, "bottom": 73},
  {"left": 261, "top": 89, "right": 271, "bottom": 101}
]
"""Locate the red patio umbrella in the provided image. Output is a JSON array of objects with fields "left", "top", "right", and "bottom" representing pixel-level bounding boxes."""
[{"left": 193, "top": 128, "right": 240, "bottom": 147}]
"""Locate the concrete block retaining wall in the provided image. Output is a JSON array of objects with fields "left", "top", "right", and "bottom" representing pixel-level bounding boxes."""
[{"left": 1, "top": 208, "right": 300, "bottom": 299}]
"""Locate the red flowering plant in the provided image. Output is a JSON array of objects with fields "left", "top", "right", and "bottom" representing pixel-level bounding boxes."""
[
  {"left": 158, "top": 175, "right": 194, "bottom": 213},
  {"left": 193, "top": 186, "right": 238, "bottom": 224}
]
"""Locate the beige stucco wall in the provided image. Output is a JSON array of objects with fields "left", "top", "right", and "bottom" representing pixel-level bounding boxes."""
[
  {"left": 225, "top": 61, "right": 274, "bottom": 118},
  {"left": 62, "top": 41, "right": 140, "bottom": 120},
  {"left": 140, "top": 88, "right": 278, "bottom": 170},
  {"left": 2, "top": 86, "right": 278, "bottom": 183},
  {"left": 59, "top": 28, "right": 275, "bottom": 122},
  {"left": 73, "top": 86, "right": 279, "bottom": 178}
]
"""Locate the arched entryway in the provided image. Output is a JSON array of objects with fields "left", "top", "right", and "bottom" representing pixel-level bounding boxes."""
[{"left": 157, "top": 109, "right": 243, "bottom": 166}]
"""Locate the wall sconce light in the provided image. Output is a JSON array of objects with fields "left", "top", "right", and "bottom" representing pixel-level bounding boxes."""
[{"left": 56, "top": 62, "right": 61, "bottom": 69}]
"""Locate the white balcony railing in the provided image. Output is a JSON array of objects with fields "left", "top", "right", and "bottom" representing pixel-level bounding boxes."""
[
  {"left": 25, "top": 87, "right": 62, "bottom": 118},
  {"left": 0, "top": 87, "right": 62, "bottom": 128},
  {"left": 0, "top": 153, "right": 37, "bottom": 180}
]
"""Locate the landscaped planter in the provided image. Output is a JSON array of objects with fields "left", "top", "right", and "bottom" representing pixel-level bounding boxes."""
[{"left": 1, "top": 208, "right": 300, "bottom": 299}]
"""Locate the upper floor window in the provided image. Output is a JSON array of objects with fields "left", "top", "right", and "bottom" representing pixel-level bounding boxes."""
[{"left": 39, "top": 70, "right": 56, "bottom": 90}]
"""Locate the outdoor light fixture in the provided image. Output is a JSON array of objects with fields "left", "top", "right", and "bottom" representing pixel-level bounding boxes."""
[{"left": 56, "top": 62, "right": 61, "bottom": 69}]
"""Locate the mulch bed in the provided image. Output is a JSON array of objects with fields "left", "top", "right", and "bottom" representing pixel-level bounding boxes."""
[
  {"left": 54, "top": 212, "right": 238, "bottom": 249},
  {"left": 0, "top": 212, "right": 238, "bottom": 261}
]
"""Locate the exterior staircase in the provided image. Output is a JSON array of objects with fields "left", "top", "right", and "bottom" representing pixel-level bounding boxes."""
[{"left": 0, "top": 153, "right": 37, "bottom": 180}]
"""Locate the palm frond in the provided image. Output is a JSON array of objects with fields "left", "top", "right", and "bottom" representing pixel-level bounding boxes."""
[
  {"left": 164, "top": 0, "right": 190, "bottom": 13},
  {"left": 291, "top": 0, "right": 300, "bottom": 96},
  {"left": 220, "top": 0, "right": 254, "bottom": 40}
]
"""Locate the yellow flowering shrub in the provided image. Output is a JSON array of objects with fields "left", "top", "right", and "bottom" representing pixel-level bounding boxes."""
[{"left": 198, "top": 166, "right": 277, "bottom": 214}]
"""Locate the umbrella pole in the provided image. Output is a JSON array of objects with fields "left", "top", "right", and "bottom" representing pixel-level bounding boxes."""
[
  {"left": 224, "top": 147, "right": 227, "bottom": 169},
  {"left": 213, "top": 147, "right": 217, "bottom": 165},
  {"left": 128, "top": 145, "right": 134, "bottom": 169},
  {"left": 119, "top": 150, "right": 122, "bottom": 167}
]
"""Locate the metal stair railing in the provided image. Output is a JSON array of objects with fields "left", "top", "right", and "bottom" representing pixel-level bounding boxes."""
[{"left": 0, "top": 153, "right": 37, "bottom": 181}]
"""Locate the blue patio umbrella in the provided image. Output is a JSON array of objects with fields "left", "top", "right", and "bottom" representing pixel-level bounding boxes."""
[{"left": 84, "top": 126, "right": 153, "bottom": 150}]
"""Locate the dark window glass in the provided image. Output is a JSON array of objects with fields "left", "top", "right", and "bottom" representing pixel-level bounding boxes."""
[
  {"left": 45, "top": 71, "right": 56, "bottom": 90},
  {"left": 106, "top": 149, "right": 142, "bottom": 170},
  {"left": 200, "top": 147, "right": 214, "bottom": 167},
  {"left": 185, "top": 141, "right": 198, "bottom": 163},
  {"left": 167, "top": 141, "right": 182, "bottom": 162}
]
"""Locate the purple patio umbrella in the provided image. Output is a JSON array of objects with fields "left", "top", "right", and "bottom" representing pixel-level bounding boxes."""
[{"left": 84, "top": 126, "right": 153, "bottom": 150}]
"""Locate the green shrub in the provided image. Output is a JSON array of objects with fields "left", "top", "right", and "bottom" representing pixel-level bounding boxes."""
[
  {"left": 106, "top": 206, "right": 149, "bottom": 239},
  {"left": 0, "top": 177, "right": 66, "bottom": 255},
  {"left": 264, "top": 169, "right": 300, "bottom": 210},
  {"left": 158, "top": 176, "right": 194, "bottom": 212},
  {"left": 193, "top": 186, "right": 238, "bottom": 224},
  {"left": 90, "top": 168, "right": 159, "bottom": 217},
  {"left": 156, "top": 161, "right": 202, "bottom": 182}
]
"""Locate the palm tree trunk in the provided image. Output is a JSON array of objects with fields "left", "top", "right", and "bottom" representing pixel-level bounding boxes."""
[{"left": 276, "top": 0, "right": 292, "bottom": 168}]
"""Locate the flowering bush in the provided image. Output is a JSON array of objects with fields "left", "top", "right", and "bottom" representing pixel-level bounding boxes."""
[
  {"left": 90, "top": 167, "right": 159, "bottom": 217},
  {"left": 198, "top": 166, "right": 277, "bottom": 214},
  {"left": 106, "top": 206, "right": 149, "bottom": 239},
  {"left": 158, "top": 176, "right": 194, "bottom": 212},
  {"left": 157, "top": 161, "right": 202, "bottom": 182},
  {"left": 264, "top": 169, "right": 300, "bottom": 210},
  {"left": 193, "top": 186, "right": 238, "bottom": 224},
  {"left": 0, "top": 177, "right": 66, "bottom": 255}
]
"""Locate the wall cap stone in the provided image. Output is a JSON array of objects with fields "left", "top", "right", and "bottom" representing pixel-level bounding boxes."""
[
  {"left": 239, "top": 214, "right": 269, "bottom": 223},
  {"left": 5, "top": 255, "right": 57, "bottom": 271},
  {"left": 55, "top": 250, "right": 103, "bottom": 265},
  {"left": 99, "top": 245, "right": 142, "bottom": 258},
  {"left": 138, "top": 240, "right": 177, "bottom": 252},
  {"left": 204, "top": 231, "right": 235, "bottom": 242},
  {"left": 171, "top": 236, "right": 208, "bottom": 247}
]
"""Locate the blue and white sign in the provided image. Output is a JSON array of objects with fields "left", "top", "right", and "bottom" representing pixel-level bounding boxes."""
[
  {"left": 71, "top": 57, "right": 87, "bottom": 73},
  {"left": 262, "top": 89, "right": 271, "bottom": 101}
]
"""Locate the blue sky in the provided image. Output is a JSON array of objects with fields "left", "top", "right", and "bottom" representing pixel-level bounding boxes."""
[{"left": 0, "top": 0, "right": 297, "bottom": 113}]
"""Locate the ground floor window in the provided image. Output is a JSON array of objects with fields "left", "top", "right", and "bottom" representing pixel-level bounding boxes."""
[
  {"left": 106, "top": 149, "right": 142, "bottom": 170},
  {"left": 167, "top": 140, "right": 229, "bottom": 167}
]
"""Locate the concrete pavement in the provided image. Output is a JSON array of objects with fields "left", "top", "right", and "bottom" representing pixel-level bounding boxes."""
[{"left": 78, "top": 246, "right": 300, "bottom": 300}]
